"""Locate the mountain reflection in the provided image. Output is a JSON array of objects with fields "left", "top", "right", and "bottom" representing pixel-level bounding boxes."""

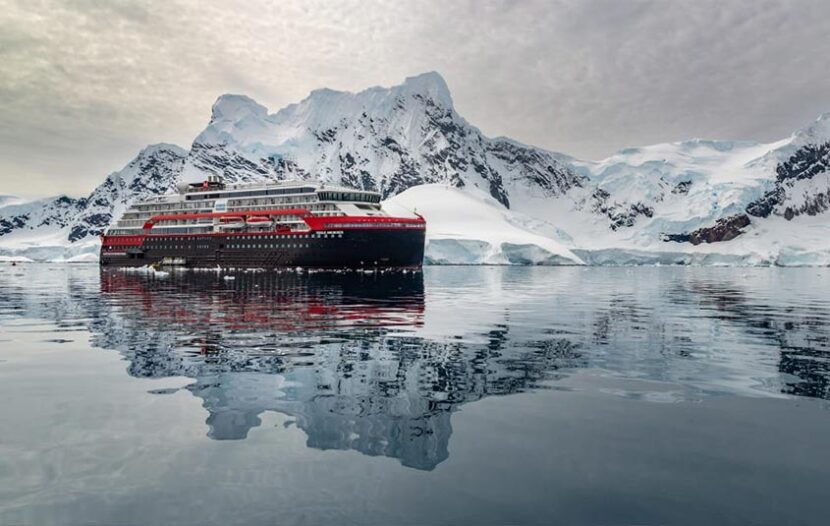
[
  {"left": 2, "top": 266, "right": 829, "bottom": 471},
  {"left": 687, "top": 279, "right": 830, "bottom": 400},
  {"left": 93, "top": 270, "right": 581, "bottom": 470}
]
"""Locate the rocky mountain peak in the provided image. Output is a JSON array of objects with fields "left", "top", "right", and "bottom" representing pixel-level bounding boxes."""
[
  {"left": 210, "top": 94, "right": 269, "bottom": 125},
  {"left": 398, "top": 71, "right": 453, "bottom": 108},
  {"left": 178, "top": 72, "right": 581, "bottom": 207},
  {"left": 790, "top": 111, "right": 830, "bottom": 147},
  {"left": 137, "top": 143, "right": 188, "bottom": 157}
]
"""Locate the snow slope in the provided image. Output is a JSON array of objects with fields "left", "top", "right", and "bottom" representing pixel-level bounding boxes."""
[
  {"left": 384, "top": 185, "right": 583, "bottom": 265},
  {"left": 0, "top": 195, "right": 24, "bottom": 208}
]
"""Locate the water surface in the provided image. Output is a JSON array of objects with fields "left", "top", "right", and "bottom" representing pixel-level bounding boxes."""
[{"left": 1, "top": 265, "right": 829, "bottom": 525}]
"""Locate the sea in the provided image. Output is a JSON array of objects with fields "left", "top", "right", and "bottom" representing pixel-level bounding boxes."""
[{"left": 1, "top": 264, "right": 828, "bottom": 525}]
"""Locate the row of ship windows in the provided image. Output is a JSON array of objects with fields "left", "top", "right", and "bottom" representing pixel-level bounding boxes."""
[
  {"left": 326, "top": 222, "right": 422, "bottom": 229},
  {"left": 118, "top": 210, "right": 346, "bottom": 226},
  {"left": 131, "top": 200, "right": 379, "bottom": 216},
  {"left": 106, "top": 232, "right": 347, "bottom": 242},
  {"left": 145, "top": 233, "right": 344, "bottom": 242},
  {"left": 184, "top": 188, "right": 316, "bottom": 200},
  {"left": 219, "top": 233, "right": 332, "bottom": 240},
  {"left": 317, "top": 191, "right": 382, "bottom": 203},
  {"left": 150, "top": 243, "right": 315, "bottom": 250},
  {"left": 231, "top": 196, "right": 320, "bottom": 205},
  {"left": 130, "top": 200, "right": 333, "bottom": 214}
]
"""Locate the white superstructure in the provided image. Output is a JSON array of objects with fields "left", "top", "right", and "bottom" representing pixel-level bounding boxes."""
[{"left": 106, "top": 176, "right": 385, "bottom": 236}]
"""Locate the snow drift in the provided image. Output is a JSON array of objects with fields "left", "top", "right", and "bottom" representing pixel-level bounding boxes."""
[{"left": 384, "top": 185, "right": 583, "bottom": 265}]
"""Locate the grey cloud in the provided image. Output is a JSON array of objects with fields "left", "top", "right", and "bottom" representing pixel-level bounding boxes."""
[{"left": 1, "top": 0, "right": 829, "bottom": 198}]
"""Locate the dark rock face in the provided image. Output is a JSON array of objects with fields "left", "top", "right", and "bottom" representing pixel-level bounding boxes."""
[
  {"left": 747, "top": 141, "right": 830, "bottom": 220},
  {"left": 484, "top": 140, "right": 584, "bottom": 206},
  {"left": 0, "top": 197, "right": 85, "bottom": 239},
  {"left": 591, "top": 189, "right": 654, "bottom": 231},
  {"left": 187, "top": 143, "right": 275, "bottom": 183},
  {"left": 672, "top": 180, "right": 692, "bottom": 194},
  {"left": 0, "top": 215, "right": 30, "bottom": 236},
  {"left": 746, "top": 187, "right": 784, "bottom": 218},
  {"left": 784, "top": 188, "right": 830, "bottom": 218},
  {"left": 68, "top": 213, "right": 110, "bottom": 242},
  {"left": 664, "top": 214, "right": 751, "bottom": 245},
  {"left": 777, "top": 142, "right": 830, "bottom": 183},
  {"left": 666, "top": 140, "right": 830, "bottom": 245}
]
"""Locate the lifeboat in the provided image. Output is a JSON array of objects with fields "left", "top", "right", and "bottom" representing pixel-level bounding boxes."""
[
  {"left": 246, "top": 216, "right": 274, "bottom": 228},
  {"left": 217, "top": 216, "right": 245, "bottom": 230}
]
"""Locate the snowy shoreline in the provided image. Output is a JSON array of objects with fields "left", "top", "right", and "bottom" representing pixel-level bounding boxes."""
[{"left": 3, "top": 184, "right": 830, "bottom": 267}]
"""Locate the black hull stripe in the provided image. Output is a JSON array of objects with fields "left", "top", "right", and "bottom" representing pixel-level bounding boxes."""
[{"left": 101, "top": 229, "right": 426, "bottom": 269}]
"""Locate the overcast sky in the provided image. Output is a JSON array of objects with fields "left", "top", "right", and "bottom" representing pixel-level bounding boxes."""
[{"left": 2, "top": 0, "right": 830, "bottom": 199}]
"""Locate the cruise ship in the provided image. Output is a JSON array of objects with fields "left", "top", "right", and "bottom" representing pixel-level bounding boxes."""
[{"left": 100, "top": 176, "right": 426, "bottom": 269}]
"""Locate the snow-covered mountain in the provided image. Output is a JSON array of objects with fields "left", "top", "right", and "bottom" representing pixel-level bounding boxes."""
[
  {"left": 2, "top": 72, "right": 830, "bottom": 265},
  {"left": 67, "top": 143, "right": 187, "bottom": 243},
  {"left": 552, "top": 115, "right": 830, "bottom": 264},
  {"left": 180, "top": 72, "right": 583, "bottom": 208},
  {"left": 0, "top": 144, "right": 186, "bottom": 261}
]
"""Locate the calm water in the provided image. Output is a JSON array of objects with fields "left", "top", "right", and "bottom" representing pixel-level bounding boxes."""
[{"left": 1, "top": 265, "right": 829, "bottom": 525}]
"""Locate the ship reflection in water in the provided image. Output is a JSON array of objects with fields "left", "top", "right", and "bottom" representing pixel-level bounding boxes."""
[
  {"left": 98, "top": 270, "right": 459, "bottom": 469},
  {"left": 90, "top": 267, "right": 830, "bottom": 472},
  {"left": 96, "top": 269, "right": 589, "bottom": 470},
  {"left": 99, "top": 268, "right": 576, "bottom": 472}
]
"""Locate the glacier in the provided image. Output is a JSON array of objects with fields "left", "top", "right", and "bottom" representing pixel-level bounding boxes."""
[{"left": 2, "top": 72, "right": 830, "bottom": 266}]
